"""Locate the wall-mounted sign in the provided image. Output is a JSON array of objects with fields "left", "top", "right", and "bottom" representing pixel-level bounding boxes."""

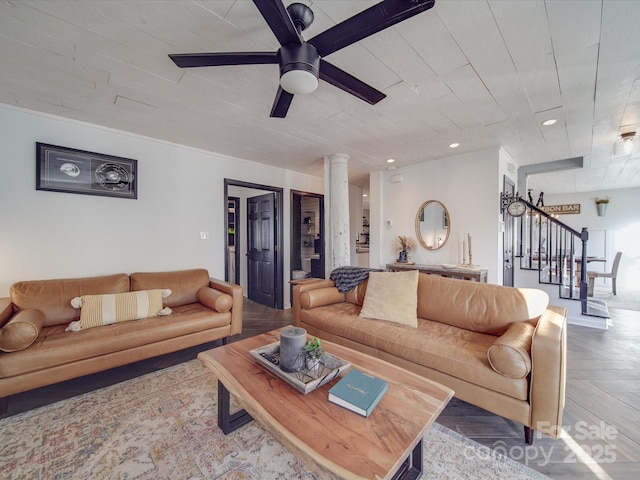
[{"left": 540, "top": 204, "right": 581, "bottom": 215}]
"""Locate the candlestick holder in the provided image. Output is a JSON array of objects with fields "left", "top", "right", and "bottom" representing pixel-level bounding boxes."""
[{"left": 458, "top": 251, "right": 474, "bottom": 268}]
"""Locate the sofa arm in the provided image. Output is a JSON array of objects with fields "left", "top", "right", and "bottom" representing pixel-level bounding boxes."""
[
  {"left": 292, "top": 279, "right": 335, "bottom": 327},
  {"left": 208, "top": 278, "right": 243, "bottom": 336},
  {"left": 529, "top": 305, "right": 567, "bottom": 439},
  {"left": 1, "top": 297, "right": 13, "bottom": 329}
]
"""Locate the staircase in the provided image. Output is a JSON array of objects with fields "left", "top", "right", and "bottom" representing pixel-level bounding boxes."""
[{"left": 514, "top": 200, "right": 609, "bottom": 319}]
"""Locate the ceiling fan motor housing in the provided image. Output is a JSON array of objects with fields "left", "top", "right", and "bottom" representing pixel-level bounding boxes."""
[{"left": 278, "top": 43, "right": 320, "bottom": 94}]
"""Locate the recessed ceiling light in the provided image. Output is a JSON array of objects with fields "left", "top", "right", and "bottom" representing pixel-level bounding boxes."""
[
  {"left": 542, "top": 119, "right": 557, "bottom": 126},
  {"left": 449, "top": 143, "right": 460, "bottom": 148},
  {"left": 386, "top": 158, "right": 395, "bottom": 163},
  {"left": 363, "top": 194, "right": 368, "bottom": 197}
]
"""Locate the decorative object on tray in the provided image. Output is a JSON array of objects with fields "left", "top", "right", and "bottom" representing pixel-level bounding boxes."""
[
  {"left": 396, "top": 235, "right": 415, "bottom": 263},
  {"left": 302, "top": 336, "right": 323, "bottom": 374},
  {"left": 250, "top": 341, "right": 350, "bottom": 394},
  {"left": 328, "top": 368, "right": 388, "bottom": 417},
  {"left": 441, "top": 264, "right": 457, "bottom": 269},
  {"left": 279, "top": 326, "right": 307, "bottom": 372}
]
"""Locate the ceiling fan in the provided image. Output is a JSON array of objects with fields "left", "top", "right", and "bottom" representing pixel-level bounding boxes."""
[{"left": 169, "top": 0, "right": 436, "bottom": 118}]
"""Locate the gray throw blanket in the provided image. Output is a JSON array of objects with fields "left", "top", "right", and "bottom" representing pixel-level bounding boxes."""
[{"left": 329, "top": 266, "right": 382, "bottom": 293}]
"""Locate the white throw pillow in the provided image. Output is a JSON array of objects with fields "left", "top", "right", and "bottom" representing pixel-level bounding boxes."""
[
  {"left": 359, "top": 270, "right": 419, "bottom": 327},
  {"left": 66, "top": 289, "right": 172, "bottom": 331}
]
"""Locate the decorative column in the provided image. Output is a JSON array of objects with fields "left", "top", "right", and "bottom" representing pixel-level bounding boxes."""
[{"left": 324, "top": 153, "right": 351, "bottom": 273}]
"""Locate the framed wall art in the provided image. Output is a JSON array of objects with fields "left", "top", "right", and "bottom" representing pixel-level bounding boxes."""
[{"left": 36, "top": 143, "right": 137, "bottom": 199}]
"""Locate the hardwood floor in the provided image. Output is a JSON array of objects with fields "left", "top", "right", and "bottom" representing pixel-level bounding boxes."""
[{"left": 3, "top": 299, "right": 639, "bottom": 479}]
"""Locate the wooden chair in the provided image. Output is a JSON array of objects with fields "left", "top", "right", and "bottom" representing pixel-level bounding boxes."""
[{"left": 587, "top": 251, "right": 622, "bottom": 296}]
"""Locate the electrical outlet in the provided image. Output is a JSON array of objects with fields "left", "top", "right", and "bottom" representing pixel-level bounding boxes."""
[{"left": 200, "top": 232, "right": 209, "bottom": 240}]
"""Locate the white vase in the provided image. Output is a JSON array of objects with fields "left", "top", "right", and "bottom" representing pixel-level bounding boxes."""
[{"left": 596, "top": 203, "right": 607, "bottom": 217}]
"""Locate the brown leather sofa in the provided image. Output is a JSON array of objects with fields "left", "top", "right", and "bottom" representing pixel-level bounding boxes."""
[
  {"left": 293, "top": 273, "right": 567, "bottom": 443},
  {"left": 0, "top": 268, "right": 242, "bottom": 413}
]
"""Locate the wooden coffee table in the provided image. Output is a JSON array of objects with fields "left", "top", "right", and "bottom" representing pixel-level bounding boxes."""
[{"left": 198, "top": 329, "right": 453, "bottom": 480}]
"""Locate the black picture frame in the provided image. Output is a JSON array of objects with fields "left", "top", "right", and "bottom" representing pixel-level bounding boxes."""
[{"left": 36, "top": 142, "right": 137, "bottom": 199}]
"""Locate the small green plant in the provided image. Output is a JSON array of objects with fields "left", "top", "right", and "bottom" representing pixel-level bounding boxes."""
[
  {"left": 303, "top": 337, "right": 323, "bottom": 360},
  {"left": 595, "top": 197, "right": 609, "bottom": 204}
]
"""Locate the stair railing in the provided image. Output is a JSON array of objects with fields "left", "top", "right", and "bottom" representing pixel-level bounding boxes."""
[{"left": 510, "top": 198, "right": 589, "bottom": 315}]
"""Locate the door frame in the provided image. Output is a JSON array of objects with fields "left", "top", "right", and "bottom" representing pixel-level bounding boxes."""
[
  {"left": 290, "top": 190, "right": 324, "bottom": 279},
  {"left": 503, "top": 176, "right": 516, "bottom": 287},
  {"left": 227, "top": 196, "right": 240, "bottom": 285},
  {"left": 224, "top": 179, "right": 284, "bottom": 309}
]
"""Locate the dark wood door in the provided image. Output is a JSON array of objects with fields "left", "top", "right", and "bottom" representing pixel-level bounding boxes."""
[
  {"left": 503, "top": 176, "right": 515, "bottom": 287},
  {"left": 247, "top": 193, "right": 276, "bottom": 307}
]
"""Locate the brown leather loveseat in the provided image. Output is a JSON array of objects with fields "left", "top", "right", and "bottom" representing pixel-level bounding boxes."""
[
  {"left": 0, "top": 268, "right": 242, "bottom": 413},
  {"left": 293, "top": 271, "right": 567, "bottom": 443}
]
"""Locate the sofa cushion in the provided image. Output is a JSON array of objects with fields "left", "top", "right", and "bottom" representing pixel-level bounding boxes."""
[
  {"left": 10, "top": 274, "right": 131, "bottom": 327},
  {"left": 345, "top": 277, "right": 368, "bottom": 306},
  {"left": 417, "top": 274, "right": 549, "bottom": 335},
  {"left": 0, "top": 298, "right": 13, "bottom": 329},
  {"left": 300, "top": 287, "right": 345, "bottom": 309},
  {"left": 359, "top": 270, "right": 419, "bottom": 327},
  {"left": 197, "top": 287, "right": 233, "bottom": 313},
  {"left": 0, "top": 309, "right": 45, "bottom": 352},
  {"left": 487, "top": 321, "right": 535, "bottom": 378},
  {"left": 130, "top": 269, "right": 210, "bottom": 308},
  {"left": 67, "top": 290, "right": 171, "bottom": 331},
  {"left": 0, "top": 303, "right": 231, "bottom": 379},
  {"left": 300, "top": 306, "right": 529, "bottom": 400}
]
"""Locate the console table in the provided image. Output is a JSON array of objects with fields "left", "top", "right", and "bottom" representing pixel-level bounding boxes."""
[{"left": 386, "top": 263, "right": 488, "bottom": 282}]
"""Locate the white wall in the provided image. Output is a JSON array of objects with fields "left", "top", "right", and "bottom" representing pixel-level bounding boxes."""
[
  {"left": 370, "top": 148, "right": 502, "bottom": 283},
  {"left": 0, "top": 104, "right": 323, "bottom": 303}
]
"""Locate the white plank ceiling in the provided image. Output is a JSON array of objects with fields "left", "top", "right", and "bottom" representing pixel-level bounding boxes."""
[{"left": 1, "top": 0, "right": 639, "bottom": 194}]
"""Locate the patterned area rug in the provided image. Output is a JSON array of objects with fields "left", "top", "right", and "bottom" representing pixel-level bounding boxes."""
[{"left": 0, "top": 360, "right": 549, "bottom": 480}]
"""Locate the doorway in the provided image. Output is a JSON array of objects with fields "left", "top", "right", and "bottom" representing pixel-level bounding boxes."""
[
  {"left": 291, "top": 190, "right": 324, "bottom": 280},
  {"left": 224, "top": 179, "right": 283, "bottom": 309},
  {"left": 503, "top": 176, "right": 515, "bottom": 287}
]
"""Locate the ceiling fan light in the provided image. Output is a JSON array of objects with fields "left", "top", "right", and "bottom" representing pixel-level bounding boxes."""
[
  {"left": 278, "top": 42, "right": 320, "bottom": 95},
  {"left": 280, "top": 69, "right": 318, "bottom": 95}
]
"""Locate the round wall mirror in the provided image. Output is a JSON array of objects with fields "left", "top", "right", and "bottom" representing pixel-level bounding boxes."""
[{"left": 415, "top": 200, "right": 450, "bottom": 250}]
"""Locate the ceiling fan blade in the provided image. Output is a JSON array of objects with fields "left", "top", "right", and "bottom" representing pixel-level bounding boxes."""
[
  {"left": 309, "top": 0, "right": 435, "bottom": 57},
  {"left": 270, "top": 87, "right": 294, "bottom": 118},
  {"left": 169, "top": 52, "right": 277, "bottom": 68},
  {"left": 253, "top": 0, "right": 302, "bottom": 46},
  {"left": 320, "top": 60, "right": 386, "bottom": 105}
]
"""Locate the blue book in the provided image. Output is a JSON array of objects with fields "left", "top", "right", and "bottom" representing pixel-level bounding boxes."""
[{"left": 328, "top": 369, "right": 388, "bottom": 417}]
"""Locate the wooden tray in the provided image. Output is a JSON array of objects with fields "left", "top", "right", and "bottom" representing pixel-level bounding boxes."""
[{"left": 250, "top": 341, "right": 351, "bottom": 394}]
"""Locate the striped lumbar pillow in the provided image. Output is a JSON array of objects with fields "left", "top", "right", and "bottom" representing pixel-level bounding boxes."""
[{"left": 66, "top": 289, "right": 172, "bottom": 331}]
